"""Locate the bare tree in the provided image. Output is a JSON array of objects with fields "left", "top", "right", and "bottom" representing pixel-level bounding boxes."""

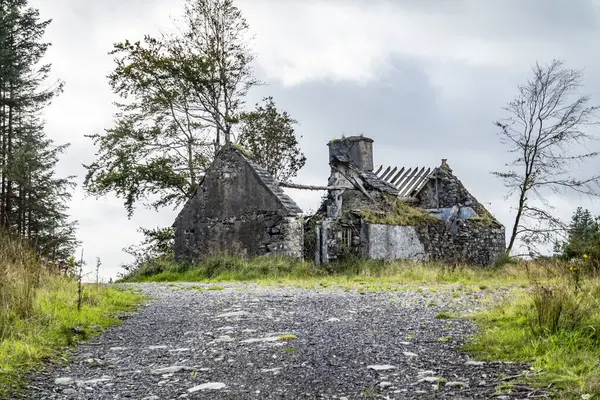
[{"left": 494, "top": 59, "right": 600, "bottom": 257}]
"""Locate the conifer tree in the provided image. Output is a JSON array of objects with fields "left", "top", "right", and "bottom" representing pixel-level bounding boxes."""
[{"left": 0, "top": 0, "right": 78, "bottom": 261}]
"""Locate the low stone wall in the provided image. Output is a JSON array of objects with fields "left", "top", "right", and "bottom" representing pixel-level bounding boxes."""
[
  {"left": 174, "top": 211, "right": 304, "bottom": 261},
  {"left": 307, "top": 216, "right": 505, "bottom": 266},
  {"left": 415, "top": 220, "right": 505, "bottom": 266},
  {"left": 357, "top": 220, "right": 505, "bottom": 266}
]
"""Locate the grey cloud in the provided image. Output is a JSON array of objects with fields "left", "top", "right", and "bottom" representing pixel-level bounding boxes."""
[
  {"left": 336, "top": 0, "right": 600, "bottom": 38},
  {"left": 24, "top": 0, "right": 600, "bottom": 278}
]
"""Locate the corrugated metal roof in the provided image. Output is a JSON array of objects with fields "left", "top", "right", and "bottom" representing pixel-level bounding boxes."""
[{"left": 374, "top": 165, "right": 437, "bottom": 197}]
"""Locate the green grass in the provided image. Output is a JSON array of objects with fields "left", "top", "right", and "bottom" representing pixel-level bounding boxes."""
[
  {"left": 120, "top": 254, "right": 530, "bottom": 289},
  {"left": 437, "top": 335, "right": 452, "bottom": 343},
  {"left": 283, "top": 347, "right": 298, "bottom": 353},
  {"left": 435, "top": 311, "right": 453, "bottom": 319},
  {"left": 277, "top": 333, "right": 297, "bottom": 341},
  {"left": 361, "top": 198, "right": 438, "bottom": 226},
  {"left": 463, "top": 278, "right": 600, "bottom": 399},
  {"left": 0, "top": 273, "right": 143, "bottom": 398}
]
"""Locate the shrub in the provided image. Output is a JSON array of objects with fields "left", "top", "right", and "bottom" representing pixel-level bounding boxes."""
[{"left": 528, "top": 283, "right": 590, "bottom": 336}]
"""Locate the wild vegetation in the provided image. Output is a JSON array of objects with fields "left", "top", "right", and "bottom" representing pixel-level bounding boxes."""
[
  {"left": 360, "top": 198, "right": 439, "bottom": 226},
  {"left": 119, "top": 253, "right": 526, "bottom": 286},
  {"left": 0, "top": 2, "right": 144, "bottom": 398},
  {"left": 0, "top": 232, "right": 143, "bottom": 399}
]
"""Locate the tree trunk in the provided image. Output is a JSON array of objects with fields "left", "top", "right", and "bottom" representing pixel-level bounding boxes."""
[
  {"left": 6, "top": 81, "right": 14, "bottom": 229},
  {"left": 505, "top": 184, "right": 527, "bottom": 256},
  {"left": 0, "top": 79, "right": 6, "bottom": 228}
]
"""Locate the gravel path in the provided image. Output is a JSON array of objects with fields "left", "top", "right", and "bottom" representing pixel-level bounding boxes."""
[{"left": 24, "top": 282, "right": 529, "bottom": 399}]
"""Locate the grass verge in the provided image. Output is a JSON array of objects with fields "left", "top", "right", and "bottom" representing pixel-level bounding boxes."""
[
  {"left": 120, "top": 254, "right": 531, "bottom": 288},
  {"left": 0, "top": 276, "right": 143, "bottom": 398},
  {"left": 463, "top": 277, "right": 600, "bottom": 399},
  {"left": 0, "top": 230, "right": 144, "bottom": 399}
]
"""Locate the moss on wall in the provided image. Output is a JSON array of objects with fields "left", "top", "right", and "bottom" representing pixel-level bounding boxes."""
[
  {"left": 360, "top": 199, "right": 439, "bottom": 226},
  {"left": 469, "top": 212, "right": 501, "bottom": 227}
]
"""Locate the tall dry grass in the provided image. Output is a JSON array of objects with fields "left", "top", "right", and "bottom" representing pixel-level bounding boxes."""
[{"left": 0, "top": 232, "right": 42, "bottom": 340}]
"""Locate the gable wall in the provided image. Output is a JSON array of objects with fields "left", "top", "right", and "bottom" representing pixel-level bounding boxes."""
[
  {"left": 173, "top": 149, "right": 302, "bottom": 261},
  {"left": 186, "top": 150, "right": 287, "bottom": 220},
  {"left": 417, "top": 168, "right": 490, "bottom": 216}
]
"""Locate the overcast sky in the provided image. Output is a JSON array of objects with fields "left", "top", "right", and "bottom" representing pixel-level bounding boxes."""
[{"left": 29, "top": 0, "right": 600, "bottom": 280}]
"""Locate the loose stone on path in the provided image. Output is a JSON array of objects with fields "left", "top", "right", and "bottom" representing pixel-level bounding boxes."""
[
  {"left": 188, "top": 382, "right": 227, "bottom": 392},
  {"left": 367, "top": 365, "right": 397, "bottom": 371}
]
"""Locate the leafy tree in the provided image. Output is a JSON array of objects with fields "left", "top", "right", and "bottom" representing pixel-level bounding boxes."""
[
  {"left": 171, "top": 0, "right": 258, "bottom": 148},
  {"left": 83, "top": 37, "right": 209, "bottom": 218},
  {"left": 237, "top": 96, "right": 306, "bottom": 182},
  {"left": 121, "top": 226, "right": 175, "bottom": 275},
  {"left": 494, "top": 59, "right": 600, "bottom": 257},
  {"left": 84, "top": 0, "right": 258, "bottom": 217}
]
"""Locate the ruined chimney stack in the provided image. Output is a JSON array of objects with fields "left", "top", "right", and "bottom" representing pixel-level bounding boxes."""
[
  {"left": 327, "top": 136, "right": 374, "bottom": 172},
  {"left": 441, "top": 159, "right": 447, "bottom": 168}
]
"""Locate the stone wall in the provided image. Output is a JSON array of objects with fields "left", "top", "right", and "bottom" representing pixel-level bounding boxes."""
[
  {"left": 173, "top": 146, "right": 303, "bottom": 262},
  {"left": 356, "top": 219, "right": 504, "bottom": 266},
  {"left": 175, "top": 211, "right": 303, "bottom": 260},
  {"left": 362, "top": 223, "right": 428, "bottom": 261},
  {"left": 415, "top": 219, "right": 505, "bottom": 266},
  {"left": 312, "top": 217, "right": 505, "bottom": 266},
  {"left": 418, "top": 167, "right": 487, "bottom": 215}
]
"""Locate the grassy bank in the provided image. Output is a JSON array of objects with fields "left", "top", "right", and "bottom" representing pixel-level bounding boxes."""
[
  {"left": 0, "top": 234, "right": 143, "bottom": 398},
  {"left": 464, "top": 268, "right": 600, "bottom": 399},
  {"left": 120, "top": 254, "right": 531, "bottom": 287}
]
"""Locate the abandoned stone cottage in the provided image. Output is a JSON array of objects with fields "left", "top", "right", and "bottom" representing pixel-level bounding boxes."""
[{"left": 173, "top": 137, "right": 506, "bottom": 266}]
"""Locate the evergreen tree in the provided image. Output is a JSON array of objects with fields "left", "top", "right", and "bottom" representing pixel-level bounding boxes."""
[
  {"left": 556, "top": 207, "right": 600, "bottom": 261},
  {"left": 0, "top": 0, "right": 78, "bottom": 261}
]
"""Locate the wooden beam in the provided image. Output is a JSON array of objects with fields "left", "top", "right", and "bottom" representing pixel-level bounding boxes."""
[
  {"left": 277, "top": 181, "right": 419, "bottom": 204},
  {"left": 276, "top": 181, "right": 347, "bottom": 191}
]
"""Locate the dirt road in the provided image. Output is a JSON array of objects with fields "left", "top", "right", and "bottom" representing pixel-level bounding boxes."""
[{"left": 24, "top": 283, "right": 526, "bottom": 399}]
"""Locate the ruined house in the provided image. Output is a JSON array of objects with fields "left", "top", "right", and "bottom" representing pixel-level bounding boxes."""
[
  {"left": 308, "top": 136, "right": 506, "bottom": 266},
  {"left": 173, "top": 144, "right": 304, "bottom": 261},
  {"left": 173, "top": 136, "right": 506, "bottom": 266}
]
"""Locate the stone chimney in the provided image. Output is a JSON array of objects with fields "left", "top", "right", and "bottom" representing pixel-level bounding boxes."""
[
  {"left": 327, "top": 136, "right": 374, "bottom": 171},
  {"left": 440, "top": 158, "right": 452, "bottom": 173}
]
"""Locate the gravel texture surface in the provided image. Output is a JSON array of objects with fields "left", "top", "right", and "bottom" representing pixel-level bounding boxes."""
[{"left": 22, "top": 282, "right": 530, "bottom": 399}]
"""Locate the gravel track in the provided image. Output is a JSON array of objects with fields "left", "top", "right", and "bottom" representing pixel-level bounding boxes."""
[{"left": 23, "top": 283, "right": 528, "bottom": 399}]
